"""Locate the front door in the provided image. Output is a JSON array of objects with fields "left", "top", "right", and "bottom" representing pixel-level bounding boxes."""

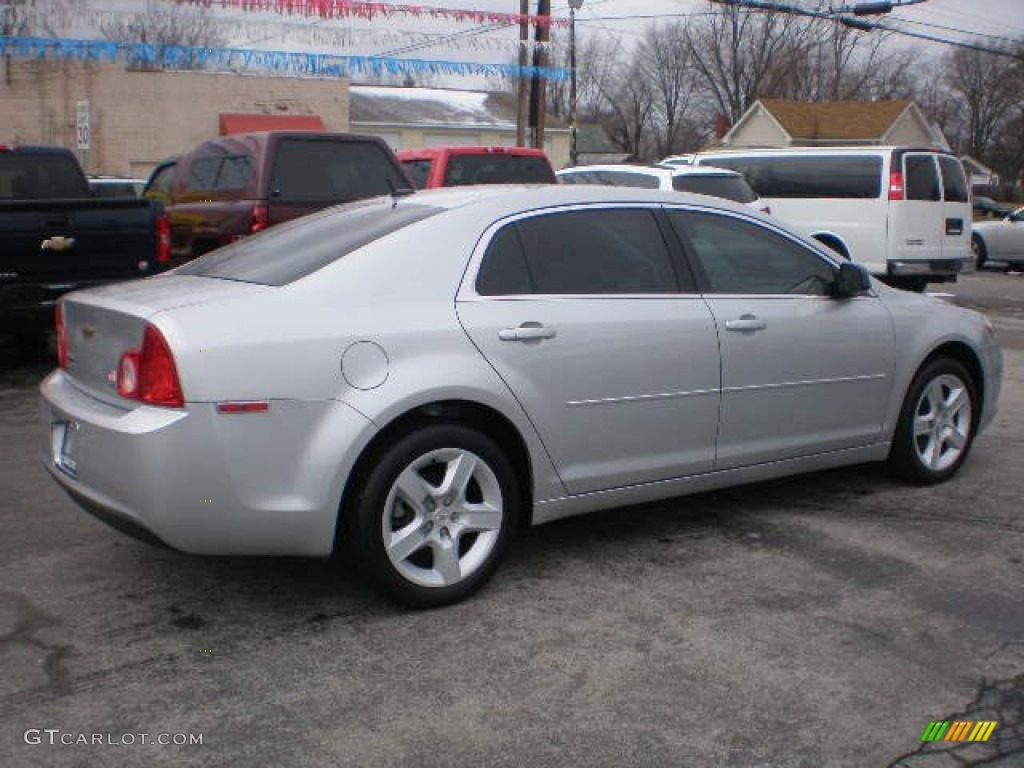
[
  {"left": 667, "top": 208, "right": 896, "bottom": 469},
  {"left": 457, "top": 206, "right": 722, "bottom": 495}
]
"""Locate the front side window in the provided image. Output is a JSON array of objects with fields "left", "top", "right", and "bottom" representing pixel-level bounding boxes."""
[
  {"left": 905, "top": 154, "right": 941, "bottom": 201},
  {"left": 937, "top": 155, "right": 969, "bottom": 203},
  {"left": 669, "top": 210, "right": 836, "bottom": 295},
  {"left": 476, "top": 208, "right": 680, "bottom": 295}
]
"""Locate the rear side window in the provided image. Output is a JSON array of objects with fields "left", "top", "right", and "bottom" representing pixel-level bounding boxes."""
[
  {"left": 401, "top": 159, "right": 433, "bottom": 189},
  {"left": 476, "top": 208, "right": 680, "bottom": 295},
  {"left": 443, "top": 154, "right": 555, "bottom": 186},
  {"left": 672, "top": 174, "right": 757, "bottom": 204},
  {"left": 937, "top": 155, "right": 969, "bottom": 203},
  {"left": 185, "top": 153, "right": 253, "bottom": 192},
  {"left": 271, "top": 139, "right": 408, "bottom": 203},
  {"left": 144, "top": 162, "right": 176, "bottom": 200},
  {"left": 176, "top": 200, "right": 442, "bottom": 286},
  {"left": 701, "top": 155, "right": 882, "bottom": 199},
  {"left": 596, "top": 171, "right": 660, "bottom": 189},
  {"left": 905, "top": 154, "right": 941, "bottom": 201}
]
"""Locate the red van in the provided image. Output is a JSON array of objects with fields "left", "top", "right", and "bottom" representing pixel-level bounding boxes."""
[{"left": 397, "top": 146, "right": 556, "bottom": 189}]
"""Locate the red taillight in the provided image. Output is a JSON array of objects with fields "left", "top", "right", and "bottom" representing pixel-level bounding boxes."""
[
  {"left": 155, "top": 213, "right": 171, "bottom": 265},
  {"left": 888, "top": 171, "right": 904, "bottom": 201},
  {"left": 250, "top": 204, "right": 269, "bottom": 234},
  {"left": 55, "top": 303, "right": 68, "bottom": 369},
  {"left": 117, "top": 324, "right": 184, "bottom": 408}
]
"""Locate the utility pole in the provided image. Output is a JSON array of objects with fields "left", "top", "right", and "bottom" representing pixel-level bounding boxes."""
[
  {"left": 528, "top": 0, "right": 551, "bottom": 150},
  {"left": 516, "top": 0, "right": 529, "bottom": 146}
]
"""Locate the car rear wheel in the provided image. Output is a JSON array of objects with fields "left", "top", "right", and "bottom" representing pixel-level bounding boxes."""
[
  {"left": 886, "top": 358, "right": 977, "bottom": 484},
  {"left": 348, "top": 424, "right": 518, "bottom": 608},
  {"left": 971, "top": 234, "right": 988, "bottom": 270}
]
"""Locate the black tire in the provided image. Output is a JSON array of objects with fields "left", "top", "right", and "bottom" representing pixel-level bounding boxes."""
[
  {"left": 886, "top": 358, "right": 978, "bottom": 484},
  {"left": 346, "top": 424, "right": 519, "bottom": 608},
  {"left": 971, "top": 234, "right": 988, "bottom": 270}
]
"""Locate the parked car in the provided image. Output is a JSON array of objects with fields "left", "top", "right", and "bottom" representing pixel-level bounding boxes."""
[
  {"left": 972, "top": 195, "right": 1011, "bottom": 220},
  {"left": 145, "top": 131, "right": 412, "bottom": 263},
  {"left": 674, "top": 147, "right": 972, "bottom": 292},
  {"left": 397, "top": 146, "right": 556, "bottom": 189},
  {"left": 87, "top": 175, "right": 145, "bottom": 198},
  {"left": 41, "top": 185, "right": 1002, "bottom": 608},
  {"left": 557, "top": 163, "right": 769, "bottom": 213},
  {"left": 971, "top": 206, "right": 1024, "bottom": 270},
  {"left": 0, "top": 144, "right": 169, "bottom": 345}
]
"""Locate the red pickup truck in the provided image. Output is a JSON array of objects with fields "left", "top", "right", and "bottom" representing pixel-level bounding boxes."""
[{"left": 397, "top": 146, "right": 556, "bottom": 189}]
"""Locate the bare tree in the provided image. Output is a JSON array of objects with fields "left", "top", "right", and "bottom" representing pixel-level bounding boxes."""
[
  {"left": 684, "top": 1, "right": 807, "bottom": 125},
  {"left": 782, "top": 14, "right": 891, "bottom": 101},
  {"left": 944, "top": 47, "right": 1023, "bottom": 160},
  {"left": 636, "top": 20, "right": 699, "bottom": 158},
  {"left": 99, "top": 0, "right": 224, "bottom": 70}
]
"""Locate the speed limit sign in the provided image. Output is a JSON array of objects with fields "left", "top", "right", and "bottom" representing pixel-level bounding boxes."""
[{"left": 76, "top": 100, "right": 90, "bottom": 150}]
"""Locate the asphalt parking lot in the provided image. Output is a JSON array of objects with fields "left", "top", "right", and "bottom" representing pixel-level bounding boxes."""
[{"left": 2, "top": 272, "right": 1022, "bottom": 768}]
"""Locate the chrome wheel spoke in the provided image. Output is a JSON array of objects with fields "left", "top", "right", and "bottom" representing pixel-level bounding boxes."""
[
  {"left": 913, "top": 413, "right": 936, "bottom": 438},
  {"left": 387, "top": 523, "right": 430, "bottom": 562},
  {"left": 948, "top": 387, "right": 969, "bottom": 418},
  {"left": 438, "top": 452, "right": 477, "bottom": 502},
  {"left": 457, "top": 503, "right": 503, "bottom": 533},
  {"left": 946, "top": 427, "right": 967, "bottom": 451},
  {"left": 393, "top": 467, "right": 434, "bottom": 513},
  {"left": 432, "top": 537, "right": 462, "bottom": 585}
]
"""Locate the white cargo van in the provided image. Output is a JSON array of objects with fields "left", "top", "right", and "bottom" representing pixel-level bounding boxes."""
[{"left": 666, "top": 147, "right": 971, "bottom": 291}]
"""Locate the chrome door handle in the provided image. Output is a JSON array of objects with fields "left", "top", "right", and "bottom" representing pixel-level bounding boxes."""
[
  {"left": 725, "top": 315, "right": 767, "bottom": 332},
  {"left": 498, "top": 324, "right": 557, "bottom": 342}
]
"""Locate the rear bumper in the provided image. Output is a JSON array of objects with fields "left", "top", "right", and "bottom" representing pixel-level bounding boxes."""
[
  {"left": 39, "top": 370, "right": 377, "bottom": 557},
  {"left": 888, "top": 259, "right": 964, "bottom": 278}
]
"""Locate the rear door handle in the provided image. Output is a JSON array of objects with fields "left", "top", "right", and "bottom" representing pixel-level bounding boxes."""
[
  {"left": 498, "top": 323, "right": 557, "bottom": 342},
  {"left": 946, "top": 218, "right": 964, "bottom": 236},
  {"left": 725, "top": 315, "right": 767, "bottom": 332}
]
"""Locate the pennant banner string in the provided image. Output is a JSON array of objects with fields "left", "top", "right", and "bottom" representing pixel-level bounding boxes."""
[
  {"left": 0, "top": 36, "right": 569, "bottom": 81},
  {"left": 174, "top": 0, "right": 571, "bottom": 28}
]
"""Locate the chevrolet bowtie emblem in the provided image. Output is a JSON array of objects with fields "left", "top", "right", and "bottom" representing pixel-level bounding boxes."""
[{"left": 41, "top": 236, "right": 76, "bottom": 252}]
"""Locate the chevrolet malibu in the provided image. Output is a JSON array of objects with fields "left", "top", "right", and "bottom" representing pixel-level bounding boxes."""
[{"left": 41, "top": 186, "right": 1003, "bottom": 607}]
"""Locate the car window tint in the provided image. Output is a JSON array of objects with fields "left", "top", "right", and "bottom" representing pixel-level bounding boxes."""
[
  {"left": 905, "top": 155, "right": 941, "bottom": 201},
  {"left": 176, "top": 200, "right": 442, "bottom": 286},
  {"left": 672, "top": 174, "right": 757, "bottom": 203},
  {"left": 515, "top": 208, "right": 678, "bottom": 294},
  {"left": 401, "top": 159, "right": 433, "bottom": 189},
  {"left": 700, "top": 155, "right": 882, "bottom": 199},
  {"left": 937, "top": 156, "right": 969, "bottom": 203},
  {"left": 144, "top": 163, "right": 175, "bottom": 199},
  {"left": 477, "top": 225, "right": 532, "bottom": 295},
  {"left": 271, "top": 139, "right": 407, "bottom": 202},
  {"left": 597, "top": 171, "right": 660, "bottom": 189},
  {"left": 669, "top": 210, "right": 836, "bottom": 295}
]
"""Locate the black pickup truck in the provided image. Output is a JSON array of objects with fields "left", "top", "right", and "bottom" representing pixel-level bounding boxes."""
[{"left": 0, "top": 144, "right": 170, "bottom": 345}]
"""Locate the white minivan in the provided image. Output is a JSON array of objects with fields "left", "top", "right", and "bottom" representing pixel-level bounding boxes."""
[{"left": 664, "top": 147, "right": 971, "bottom": 291}]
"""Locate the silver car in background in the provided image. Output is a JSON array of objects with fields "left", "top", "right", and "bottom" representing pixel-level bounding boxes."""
[{"left": 40, "top": 186, "right": 1003, "bottom": 607}]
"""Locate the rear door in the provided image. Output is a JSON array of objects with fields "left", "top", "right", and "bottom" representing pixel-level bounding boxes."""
[
  {"left": 457, "top": 205, "right": 721, "bottom": 495},
  {"left": 936, "top": 154, "right": 970, "bottom": 262},
  {"left": 892, "top": 152, "right": 944, "bottom": 264}
]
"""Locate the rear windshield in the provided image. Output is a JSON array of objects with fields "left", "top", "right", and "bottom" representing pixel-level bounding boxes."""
[
  {"left": 443, "top": 154, "right": 556, "bottom": 186},
  {"left": 672, "top": 174, "right": 757, "bottom": 204},
  {"left": 0, "top": 151, "right": 90, "bottom": 199},
  {"left": 401, "top": 158, "right": 434, "bottom": 189},
  {"left": 175, "top": 199, "right": 442, "bottom": 286},
  {"left": 271, "top": 139, "right": 410, "bottom": 202},
  {"left": 700, "top": 155, "right": 883, "bottom": 199}
]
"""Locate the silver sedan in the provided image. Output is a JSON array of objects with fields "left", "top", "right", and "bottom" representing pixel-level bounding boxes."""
[
  {"left": 40, "top": 185, "right": 1003, "bottom": 607},
  {"left": 972, "top": 206, "right": 1024, "bottom": 270}
]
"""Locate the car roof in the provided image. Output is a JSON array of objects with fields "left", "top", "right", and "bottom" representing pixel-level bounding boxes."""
[
  {"left": 404, "top": 182, "right": 757, "bottom": 220},
  {"left": 558, "top": 164, "right": 741, "bottom": 178},
  {"left": 397, "top": 146, "right": 550, "bottom": 160}
]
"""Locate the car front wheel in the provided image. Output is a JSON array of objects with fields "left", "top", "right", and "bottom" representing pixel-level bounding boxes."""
[
  {"left": 348, "top": 424, "right": 518, "bottom": 608},
  {"left": 971, "top": 234, "right": 988, "bottom": 270},
  {"left": 887, "top": 358, "right": 977, "bottom": 484}
]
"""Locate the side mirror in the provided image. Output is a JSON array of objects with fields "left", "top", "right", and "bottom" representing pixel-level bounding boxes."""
[{"left": 834, "top": 262, "right": 872, "bottom": 298}]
